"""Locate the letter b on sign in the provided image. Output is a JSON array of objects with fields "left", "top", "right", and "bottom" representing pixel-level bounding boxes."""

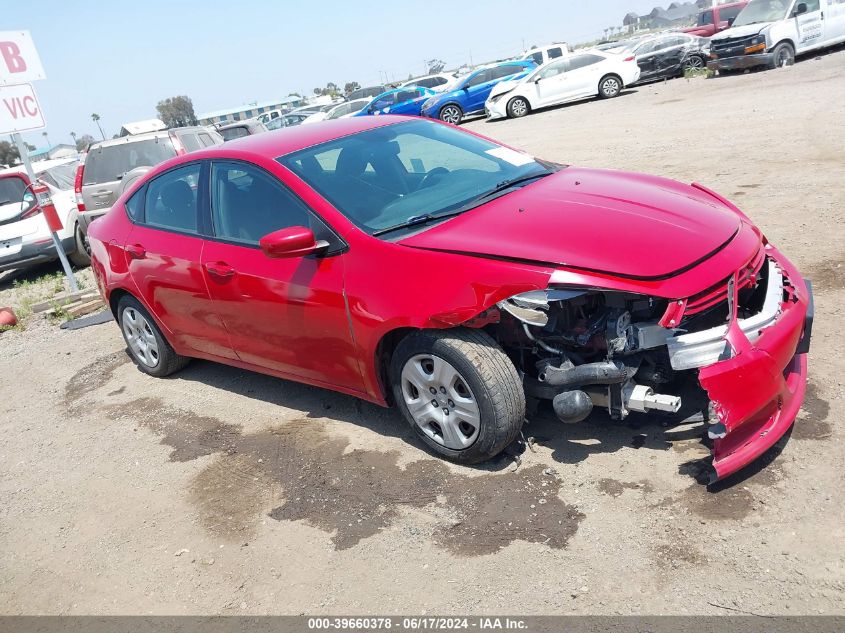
[{"left": 0, "top": 42, "right": 27, "bottom": 74}]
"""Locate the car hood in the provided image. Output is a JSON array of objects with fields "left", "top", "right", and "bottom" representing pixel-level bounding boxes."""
[
  {"left": 399, "top": 167, "right": 742, "bottom": 280},
  {"left": 488, "top": 80, "right": 522, "bottom": 100},
  {"left": 711, "top": 22, "right": 772, "bottom": 40}
]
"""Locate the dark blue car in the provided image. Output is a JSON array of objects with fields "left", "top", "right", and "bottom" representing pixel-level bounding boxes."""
[
  {"left": 354, "top": 87, "right": 436, "bottom": 118},
  {"left": 419, "top": 60, "right": 536, "bottom": 124}
]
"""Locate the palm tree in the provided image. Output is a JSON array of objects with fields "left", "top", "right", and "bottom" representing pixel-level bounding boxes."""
[
  {"left": 42, "top": 131, "right": 50, "bottom": 146},
  {"left": 91, "top": 113, "right": 105, "bottom": 140},
  {"left": 70, "top": 131, "right": 77, "bottom": 147}
]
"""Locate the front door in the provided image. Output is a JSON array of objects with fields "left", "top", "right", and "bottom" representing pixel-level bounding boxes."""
[
  {"left": 795, "top": 0, "right": 825, "bottom": 50},
  {"left": 125, "top": 162, "right": 237, "bottom": 359},
  {"left": 534, "top": 59, "right": 571, "bottom": 106},
  {"left": 201, "top": 160, "right": 363, "bottom": 391}
]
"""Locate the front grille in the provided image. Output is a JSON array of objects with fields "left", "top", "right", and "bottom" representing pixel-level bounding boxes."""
[
  {"left": 711, "top": 36, "right": 756, "bottom": 56},
  {"left": 685, "top": 245, "right": 766, "bottom": 316}
]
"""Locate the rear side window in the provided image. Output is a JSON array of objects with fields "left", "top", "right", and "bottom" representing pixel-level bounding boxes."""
[
  {"left": 198, "top": 132, "right": 217, "bottom": 147},
  {"left": 0, "top": 176, "right": 26, "bottom": 205},
  {"left": 395, "top": 90, "right": 419, "bottom": 103},
  {"left": 490, "top": 65, "right": 520, "bottom": 80},
  {"left": 567, "top": 55, "right": 603, "bottom": 71},
  {"left": 548, "top": 47, "right": 563, "bottom": 59},
  {"left": 210, "top": 162, "right": 310, "bottom": 244},
  {"left": 698, "top": 10, "right": 715, "bottom": 25},
  {"left": 180, "top": 133, "right": 202, "bottom": 152},
  {"left": 144, "top": 163, "right": 201, "bottom": 234},
  {"left": 125, "top": 186, "right": 145, "bottom": 222},
  {"left": 220, "top": 126, "right": 250, "bottom": 141},
  {"left": 84, "top": 138, "right": 176, "bottom": 185}
]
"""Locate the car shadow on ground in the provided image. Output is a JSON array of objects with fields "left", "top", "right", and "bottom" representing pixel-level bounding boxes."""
[
  {"left": 483, "top": 89, "right": 640, "bottom": 123},
  {"left": 0, "top": 261, "right": 67, "bottom": 291},
  {"left": 166, "top": 356, "right": 789, "bottom": 487}
]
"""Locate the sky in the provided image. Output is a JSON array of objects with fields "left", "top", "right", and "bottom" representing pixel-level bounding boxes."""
[{"left": 5, "top": 0, "right": 666, "bottom": 147}]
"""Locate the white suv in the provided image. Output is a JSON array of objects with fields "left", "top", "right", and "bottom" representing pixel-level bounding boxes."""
[{"left": 0, "top": 158, "right": 89, "bottom": 272}]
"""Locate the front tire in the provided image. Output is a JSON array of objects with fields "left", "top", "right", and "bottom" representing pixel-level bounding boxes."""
[
  {"left": 117, "top": 295, "right": 189, "bottom": 377},
  {"left": 68, "top": 223, "right": 90, "bottom": 267},
  {"left": 506, "top": 96, "right": 530, "bottom": 118},
  {"left": 390, "top": 328, "right": 525, "bottom": 464},
  {"left": 598, "top": 74, "right": 623, "bottom": 99},
  {"left": 439, "top": 104, "right": 463, "bottom": 125},
  {"left": 769, "top": 42, "right": 795, "bottom": 69}
]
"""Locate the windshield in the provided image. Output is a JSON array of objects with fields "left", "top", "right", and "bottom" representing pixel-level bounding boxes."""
[
  {"left": 278, "top": 119, "right": 552, "bottom": 236},
  {"left": 733, "top": 0, "right": 790, "bottom": 26}
]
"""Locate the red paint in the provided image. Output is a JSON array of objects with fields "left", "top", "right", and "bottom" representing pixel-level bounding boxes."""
[
  {"left": 88, "top": 115, "right": 810, "bottom": 481},
  {"left": 683, "top": 1, "right": 748, "bottom": 37},
  {"left": 0, "top": 307, "right": 17, "bottom": 328}
]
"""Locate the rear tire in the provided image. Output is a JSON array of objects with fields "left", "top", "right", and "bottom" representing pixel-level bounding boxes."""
[
  {"left": 682, "top": 55, "right": 706, "bottom": 75},
  {"left": 68, "top": 223, "right": 90, "bottom": 267},
  {"left": 598, "top": 74, "right": 623, "bottom": 99},
  {"left": 390, "top": 328, "right": 525, "bottom": 464},
  {"left": 768, "top": 42, "right": 795, "bottom": 69},
  {"left": 438, "top": 104, "right": 463, "bottom": 125},
  {"left": 117, "top": 295, "right": 189, "bottom": 377},
  {"left": 506, "top": 97, "right": 530, "bottom": 118}
]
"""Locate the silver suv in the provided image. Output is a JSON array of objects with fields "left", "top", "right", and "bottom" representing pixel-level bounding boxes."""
[{"left": 78, "top": 126, "right": 223, "bottom": 234}]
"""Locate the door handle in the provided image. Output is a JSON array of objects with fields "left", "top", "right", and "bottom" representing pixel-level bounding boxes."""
[
  {"left": 204, "top": 261, "right": 236, "bottom": 279},
  {"left": 126, "top": 243, "right": 146, "bottom": 259}
]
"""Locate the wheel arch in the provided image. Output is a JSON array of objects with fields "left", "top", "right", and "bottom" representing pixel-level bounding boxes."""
[
  {"left": 438, "top": 101, "right": 464, "bottom": 116},
  {"left": 507, "top": 93, "right": 533, "bottom": 112},
  {"left": 108, "top": 288, "right": 175, "bottom": 346},
  {"left": 599, "top": 72, "right": 624, "bottom": 88},
  {"left": 374, "top": 326, "right": 418, "bottom": 404}
]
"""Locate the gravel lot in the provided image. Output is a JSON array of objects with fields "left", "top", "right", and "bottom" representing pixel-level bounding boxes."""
[{"left": 1, "top": 51, "right": 843, "bottom": 616}]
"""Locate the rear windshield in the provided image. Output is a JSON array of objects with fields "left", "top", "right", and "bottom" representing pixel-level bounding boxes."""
[
  {"left": 0, "top": 176, "right": 26, "bottom": 205},
  {"left": 84, "top": 138, "right": 176, "bottom": 185},
  {"left": 220, "top": 126, "right": 250, "bottom": 141}
]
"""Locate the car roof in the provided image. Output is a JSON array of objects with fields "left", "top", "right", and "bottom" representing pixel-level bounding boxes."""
[{"left": 215, "top": 115, "right": 408, "bottom": 157}]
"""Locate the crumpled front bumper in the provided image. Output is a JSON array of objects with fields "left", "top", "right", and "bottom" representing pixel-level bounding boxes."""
[{"left": 691, "top": 245, "right": 812, "bottom": 483}]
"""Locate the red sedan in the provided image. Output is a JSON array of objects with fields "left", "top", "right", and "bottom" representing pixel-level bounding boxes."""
[{"left": 88, "top": 116, "right": 812, "bottom": 484}]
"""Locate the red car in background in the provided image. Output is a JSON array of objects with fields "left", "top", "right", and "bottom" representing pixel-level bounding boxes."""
[
  {"left": 684, "top": 1, "right": 748, "bottom": 37},
  {"left": 87, "top": 116, "right": 812, "bottom": 484}
]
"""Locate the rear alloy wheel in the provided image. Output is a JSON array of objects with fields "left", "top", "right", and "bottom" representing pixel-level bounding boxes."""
[
  {"left": 390, "top": 328, "right": 525, "bottom": 464},
  {"left": 506, "top": 97, "right": 529, "bottom": 118},
  {"left": 439, "top": 104, "right": 463, "bottom": 125},
  {"left": 117, "top": 295, "right": 189, "bottom": 377},
  {"left": 769, "top": 42, "right": 795, "bottom": 69},
  {"left": 68, "top": 223, "right": 91, "bottom": 267},
  {"left": 599, "top": 75, "right": 622, "bottom": 99},
  {"left": 683, "top": 55, "right": 705, "bottom": 73}
]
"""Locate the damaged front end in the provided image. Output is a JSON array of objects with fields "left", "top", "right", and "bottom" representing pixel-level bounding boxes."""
[{"left": 487, "top": 244, "right": 812, "bottom": 483}]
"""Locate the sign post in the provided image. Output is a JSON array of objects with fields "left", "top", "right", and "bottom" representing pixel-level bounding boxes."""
[{"left": 0, "top": 30, "right": 77, "bottom": 292}]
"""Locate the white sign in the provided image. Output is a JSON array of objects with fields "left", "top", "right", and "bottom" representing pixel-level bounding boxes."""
[
  {"left": 0, "top": 31, "right": 46, "bottom": 85},
  {"left": 0, "top": 83, "right": 45, "bottom": 133}
]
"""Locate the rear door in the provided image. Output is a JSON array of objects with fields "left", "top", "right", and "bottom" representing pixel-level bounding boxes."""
[
  {"left": 124, "top": 161, "right": 237, "bottom": 360},
  {"left": 564, "top": 54, "right": 607, "bottom": 96}
]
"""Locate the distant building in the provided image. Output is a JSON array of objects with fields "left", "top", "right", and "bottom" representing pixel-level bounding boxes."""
[
  {"left": 623, "top": 1, "right": 709, "bottom": 32},
  {"left": 28, "top": 144, "right": 77, "bottom": 161},
  {"left": 119, "top": 119, "right": 167, "bottom": 136},
  {"left": 197, "top": 96, "right": 304, "bottom": 126}
]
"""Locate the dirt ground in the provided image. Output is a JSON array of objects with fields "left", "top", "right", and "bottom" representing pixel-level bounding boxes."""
[{"left": 1, "top": 51, "right": 844, "bottom": 616}]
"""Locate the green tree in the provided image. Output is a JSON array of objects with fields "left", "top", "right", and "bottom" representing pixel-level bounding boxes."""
[
  {"left": 0, "top": 140, "right": 20, "bottom": 166},
  {"left": 155, "top": 95, "right": 198, "bottom": 128},
  {"left": 91, "top": 113, "right": 105, "bottom": 140},
  {"left": 75, "top": 134, "right": 96, "bottom": 152},
  {"left": 343, "top": 82, "right": 360, "bottom": 95}
]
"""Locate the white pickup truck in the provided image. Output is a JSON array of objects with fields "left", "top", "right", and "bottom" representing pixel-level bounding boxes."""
[{"left": 709, "top": 0, "right": 845, "bottom": 71}]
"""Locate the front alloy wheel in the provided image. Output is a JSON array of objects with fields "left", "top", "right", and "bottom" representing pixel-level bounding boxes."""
[
  {"left": 507, "top": 97, "right": 529, "bottom": 118},
  {"left": 439, "top": 105, "right": 462, "bottom": 125},
  {"left": 390, "top": 328, "right": 525, "bottom": 464},
  {"left": 401, "top": 354, "right": 481, "bottom": 450}
]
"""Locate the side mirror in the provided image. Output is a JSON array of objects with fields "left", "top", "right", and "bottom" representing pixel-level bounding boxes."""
[
  {"left": 793, "top": 2, "right": 808, "bottom": 16},
  {"left": 727, "top": 17, "right": 736, "bottom": 26},
  {"left": 259, "top": 226, "right": 324, "bottom": 259}
]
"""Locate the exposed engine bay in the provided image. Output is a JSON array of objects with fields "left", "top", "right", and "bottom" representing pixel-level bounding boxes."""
[{"left": 486, "top": 256, "right": 777, "bottom": 430}]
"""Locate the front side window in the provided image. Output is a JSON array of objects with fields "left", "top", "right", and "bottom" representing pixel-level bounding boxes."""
[
  {"left": 530, "top": 51, "right": 544, "bottom": 65},
  {"left": 210, "top": 162, "right": 310, "bottom": 244},
  {"left": 466, "top": 70, "right": 490, "bottom": 87},
  {"left": 144, "top": 164, "right": 201, "bottom": 234},
  {"left": 278, "top": 119, "right": 553, "bottom": 236},
  {"left": 536, "top": 59, "right": 569, "bottom": 79}
]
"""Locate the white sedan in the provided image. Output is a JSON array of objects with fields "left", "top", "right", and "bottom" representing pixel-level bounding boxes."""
[
  {"left": 485, "top": 51, "right": 640, "bottom": 120},
  {"left": 301, "top": 98, "right": 372, "bottom": 124}
]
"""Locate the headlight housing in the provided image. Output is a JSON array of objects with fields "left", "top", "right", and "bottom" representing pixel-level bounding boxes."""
[
  {"left": 488, "top": 92, "right": 509, "bottom": 105},
  {"left": 745, "top": 34, "right": 767, "bottom": 54}
]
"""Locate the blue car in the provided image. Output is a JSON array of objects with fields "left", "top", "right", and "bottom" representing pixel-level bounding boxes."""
[
  {"left": 420, "top": 60, "right": 536, "bottom": 125},
  {"left": 355, "top": 87, "right": 436, "bottom": 117}
]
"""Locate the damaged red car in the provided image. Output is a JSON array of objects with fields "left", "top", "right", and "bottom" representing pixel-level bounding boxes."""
[{"left": 87, "top": 116, "right": 812, "bottom": 483}]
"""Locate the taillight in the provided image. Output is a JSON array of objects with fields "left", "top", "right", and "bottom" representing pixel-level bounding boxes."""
[
  {"left": 169, "top": 132, "right": 187, "bottom": 156},
  {"left": 624, "top": 56, "right": 636, "bottom": 62},
  {"left": 74, "top": 162, "right": 86, "bottom": 212}
]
